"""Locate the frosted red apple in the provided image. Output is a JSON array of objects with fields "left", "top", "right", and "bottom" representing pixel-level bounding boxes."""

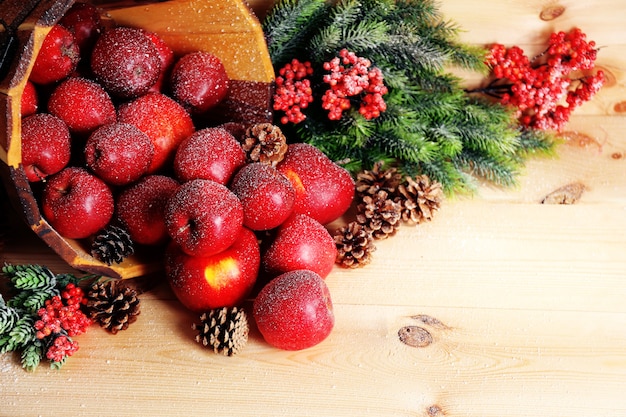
[
  {"left": 165, "top": 227, "right": 260, "bottom": 311},
  {"left": 277, "top": 143, "right": 354, "bottom": 225},
  {"left": 170, "top": 51, "right": 230, "bottom": 113},
  {"left": 21, "top": 113, "right": 71, "bottom": 182},
  {"left": 165, "top": 179, "right": 243, "bottom": 257},
  {"left": 47, "top": 77, "right": 116, "bottom": 136},
  {"left": 84, "top": 123, "right": 154, "bottom": 186},
  {"left": 118, "top": 92, "right": 195, "bottom": 173},
  {"left": 262, "top": 213, "right": 337, "bottom": 279},
  {"left": 253, "top": 269, "right": 334, "bottom": 351},
  {"left": 29, "top": 24, "right": 79, "bottom": 85},
  {"left": 91, "top": 26, "right": 161, "bottom": 98},
  {"left": 173, "top": 127, "right": 245, "bottom": 184},
  {"left": 229, "top": 162, "right": 296, "bottom": 231},
  {"left": 42, "top": 167, "right": 114, "bottom": 239},
  {"left": 116, "top": 175, "right": 179, "bottom": 246}
]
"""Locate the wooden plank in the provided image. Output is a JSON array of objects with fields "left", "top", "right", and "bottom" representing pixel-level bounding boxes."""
[{"left": 1, "top": 301, "right": 624, "bottom": 417}]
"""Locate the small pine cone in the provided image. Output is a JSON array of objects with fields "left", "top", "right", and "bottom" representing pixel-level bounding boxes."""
[
  {"left": 355, "top": 161, "right": 402, "bottom": 199},
  {"left": 192, "top": 307, "right": 249, "bottom": 356},
  {"left": 91, "top": 224, "right": 134, "bottom": 265},
  {"left": 240, "top": 123, "right": 288, "bottom": 166},
  {"left": 334, "top": 221, "right": 376, "bottom": 268},
  {"left": 355, "top": 190, "right": 402, "bottom": 240},
  {"left": 85, "top": 281, "right": 141, "bottom": 334},
  {"left": 395, "top": 175, "right": 444, "bottom": 224}
]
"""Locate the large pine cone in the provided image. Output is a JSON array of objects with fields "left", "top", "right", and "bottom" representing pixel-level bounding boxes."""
[
  {"left": 239, "top": 123, "right": 288, "bottom": 166},
  {"left": 334, "top": 221, "right": 377, "bottom": 268},
  {"left": 355, "top": 190, "right": 402, "bottom": 240},
  {"left": 355, "top": 161, "right": 402, "bottom": 198},
  {"left": 192, "top": 307, "right": 249, "bottom": 356},
  {"left": 84, "top": 281, "right": 141, "bottom": 334},
  {"left": 395, "top": 175, "right": 443, "bottom": 224},
  {"left": 90, "top": 224, "right": 134, "bottom": 265}
]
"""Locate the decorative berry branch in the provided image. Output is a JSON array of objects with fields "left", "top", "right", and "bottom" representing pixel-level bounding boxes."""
[
  {"left": 471, "top": 28, "right": 604, "bottom": 131},
  {"left": 0, "top": 264, "right": 95, "bottom": 370},
  {"left": 263, "top": 0, "right": 559, "bottom": 194}
]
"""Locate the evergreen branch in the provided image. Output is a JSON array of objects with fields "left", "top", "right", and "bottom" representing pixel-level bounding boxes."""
[
  {"left": 0, "top": 300, "right": 20, "bottom": 334},
  {"left": 2, "top": 264, "right": 56, "bottom": 291},
  {"left": 263, "top": 0, "right": 328, "bottom": 65},
  {"left": 21, "top": 341, "right": 42, "bottom": 372},
  {"left": 454, "top": 150, "right": 520, "bottom": 187}
]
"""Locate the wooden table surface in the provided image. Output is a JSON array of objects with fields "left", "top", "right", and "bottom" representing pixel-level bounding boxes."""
[{"left": 2, "top": 1, "right": 626, "bottom": 416}]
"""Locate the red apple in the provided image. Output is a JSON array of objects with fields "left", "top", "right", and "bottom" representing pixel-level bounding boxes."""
[
  {"left": 42, "top": 167, "right": 114, "bottom": 239},
  {"left": 58, "top": 2, "right": 103, "bottom": 55},
  {"left": 173, "top": 127, "right": 246, "bottom": 184},
  {"left": 47, "top": 77, "right": 116, "bottom": 136},
  {"left": 253, "top": 269, "right": 334, "bottom": 351},
  {"left": 262, "top": 213, "right": 337, "bottom": 279},
  {"left": 143, "top": 30, "right": 174, "bottom": 93},
  {"left": 21, "top": 113, "right": 71, "bottom": 182},
  {"left": 29, "top": 24, "right": 80, "bottom": 85},
  {"left": 84, "top": 122, "right": 154, "bottom": 186},
  {"left": 118, "top": 92, "right": 195, "bottom": 173},
  {"left": 21, "top": 81, "right": 38, "bottom": 117},
  {"left": 116, "top": 175, "right": 179, "bottom": 245},
  {"left": 91, "top": 26, "right": 161, "bottom": 98},
  {"left": 276, "top": 143, "right": 355, "bottom": 225},
  {"left": 170, "top": 51, "right": 230, "bottom": 113},
  {"left": 229, "top": 162, "right": 295, "bottom": 231},
  {"left": 165, "top": 179, "right": 243, "bottom": 257},
  {"left": 165, "top": 227, "right": 260, "bottom": 311}
]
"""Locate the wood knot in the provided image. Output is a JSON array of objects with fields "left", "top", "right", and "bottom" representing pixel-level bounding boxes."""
[
  {"left": 614, "top": 101, "right": 626, "bottom": 114},
  {"left": 541, "top": 182, "right": 586, "bottom": 204},
  {"left": 539, "top": 4, "right": 565, "bottom": 21},
  {"left": 398, "top": 326, "right": 433, "bottom": 348},
  {"left": 611, "top": 152, "right": 624, "bottom": 160},
  {"left": 428, "top": 404, "right": 445, "bottom": 416}
]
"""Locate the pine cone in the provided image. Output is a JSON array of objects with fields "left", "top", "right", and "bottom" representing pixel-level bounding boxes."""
[
  {"left": 240, "top": 123, "right": 288, "bottom": 166},
  {"left": 85, "top": 280, "right": 141, "bottom": 334},
  {"left": 355, "top": 161, "right": 402, "bottom": 198},
  {"left": 355, "top": 190, "right": 402, "bottom": 239},
  {"left": 334, "top": 221, "right": 376, "bottom": 268},
  {"left": 91, "top": 224, "right": 134, "bottom": 265},
  {"left": 395, "top": 175, "right": 443, "bottom": 224},
  {"left": 192, "top": 307, "right": 249, "bottom": 356}
]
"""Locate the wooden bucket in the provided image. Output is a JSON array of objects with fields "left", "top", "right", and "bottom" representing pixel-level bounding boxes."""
[{"left": 0, "top": 0, "right": 275, "bottom": 279}]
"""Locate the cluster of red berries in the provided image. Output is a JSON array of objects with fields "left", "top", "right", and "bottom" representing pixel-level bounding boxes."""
[
  {"left": 272, "top": 59, "right": 314, "bottom": 124},
  {"left": 484, "top": 28, "right": 604, "bottom": 131},
  {"left": 272, "top": 49, "right": 388, "bottom": 124},
  {"left": 34, "top": 283, "right": 91, "bottom": 362},
  {"left": 322, "top": 49, "right": 388, "bottom": 120}
]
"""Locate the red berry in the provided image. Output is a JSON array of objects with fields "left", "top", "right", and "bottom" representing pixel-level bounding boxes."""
[{"left": 58, "top": 2, "right": 103, "bottom": 55}]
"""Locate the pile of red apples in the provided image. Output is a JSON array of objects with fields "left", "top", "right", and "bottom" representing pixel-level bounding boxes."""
[{"left": 18, "top": 3, "right": 356, "bottom": 351}]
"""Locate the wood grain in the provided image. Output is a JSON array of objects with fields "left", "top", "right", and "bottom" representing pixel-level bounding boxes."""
[{"left": 2, "top": 1, "right": 626, "bottom": 416}]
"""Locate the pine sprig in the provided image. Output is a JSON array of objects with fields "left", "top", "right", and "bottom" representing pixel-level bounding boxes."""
[
  {"left": 263, "top": 0, "right": 556, "bottom": 194},
  {"left": 0, "top": 264, "right": 96, "bottom": 371}
]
